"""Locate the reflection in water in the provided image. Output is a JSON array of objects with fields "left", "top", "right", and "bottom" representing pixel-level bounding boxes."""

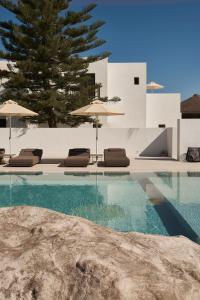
[
  {"left": 155, "top": 172, "right": 173, "bottom": 188},
  {"left": 145, "top": 173, "right": 200, "bottom": 243},
  {"left": 4, "top": 172, "right": 200, "bottom": 238},
  {"left": 0, "top": 174, "right": 126, "bottom": 229},
  {"left": 72, "top": 205, "right": 125, "bottom": 222},
  {"left": 0, "top": 173, "right": 168, "bottom": 235},
  {"left": 187, "top": 172, "right": 200, "bottom": 177}
]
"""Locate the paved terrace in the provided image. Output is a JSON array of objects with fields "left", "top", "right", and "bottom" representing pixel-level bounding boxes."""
[{"left": 1, "top": 158, "right": 200, "bottom": 173}]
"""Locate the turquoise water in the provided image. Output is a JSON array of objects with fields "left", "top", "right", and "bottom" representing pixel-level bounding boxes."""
[{"left": 0, "top": 172, "right": 200, "bottom": 242}]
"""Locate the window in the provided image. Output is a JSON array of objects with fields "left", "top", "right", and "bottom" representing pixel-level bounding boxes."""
[
  {"left": 134, "top": 77, "right": 140, "bottom": 85},
  {"left": 158, "top": 124, "right": 166, "bottom": 128},
  {"left": 86, "top": 73, "right": 95, "bottom": 86},
  {"left": 0, "top": 118, "right": 6, "bottom": 128}
]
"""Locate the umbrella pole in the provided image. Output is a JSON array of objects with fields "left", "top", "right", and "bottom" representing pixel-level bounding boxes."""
[
  {"left": 9, "top": 115, "right": 12, "bottom": 157},
  {"left": 9, "top": 174, "right": 12, "bottom": 205},
  {"left": 96, "top": 116, "right": 98, "bottom": 162}
]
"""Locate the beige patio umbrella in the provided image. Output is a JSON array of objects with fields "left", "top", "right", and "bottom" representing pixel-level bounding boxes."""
[
  {"left": 0, "top": 100, "right": 38, "bottom": 156},
  {"left": 70, "top": 100, "right": 124, "bottom": 160},
  {"left": 147, "top": 81, "right": 164, "bottom": 91}
]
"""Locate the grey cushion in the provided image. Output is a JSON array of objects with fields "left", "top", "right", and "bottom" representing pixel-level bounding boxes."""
[{"left": 186, "top": 147, "right": 200, "bottom": 162}]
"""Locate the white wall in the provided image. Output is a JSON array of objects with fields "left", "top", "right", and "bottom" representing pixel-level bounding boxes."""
[
  {"left": 146, "top": 93, "right": 181, "bottom": 128},
  {"left": 0, "top": 60, "right": 8, "bottom": 69},
  {"left": 177, "top": 119, "right": 200, "bottom": 160},
  {"left": 0, "top": 128, "right": 172, "bottom": 158},
  {"left": 107, "top": 63, "right": 147, "bottom": 128},
  {"left": 167, "top": 127, "right": 177, "bottom": 159}
]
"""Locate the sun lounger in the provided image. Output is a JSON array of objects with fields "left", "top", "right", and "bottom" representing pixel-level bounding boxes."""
[
  {"left": 64, "top": 148, "right": 90, "bottom": 167},
  {"left": 9, "top": 149, "right": 43, "bottom": 167},
  {"left": 104, "top": 148, "right": 130, "bottom": 167},
  {"left": 0, "top": 149, "right": 5, "bottom": 164}
]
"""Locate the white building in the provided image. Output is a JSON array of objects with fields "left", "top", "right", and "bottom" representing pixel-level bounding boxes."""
[
  {"left": 88, "top": 58, "right": 181, "bottom": 128},
  {"left": 0, "top": 58, "right": 181, "bottom": 129}
]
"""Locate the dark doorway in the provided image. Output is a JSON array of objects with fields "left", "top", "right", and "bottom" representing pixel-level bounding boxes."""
[{"left": 82, "top": 73, "right": 96, "bottom": 98}]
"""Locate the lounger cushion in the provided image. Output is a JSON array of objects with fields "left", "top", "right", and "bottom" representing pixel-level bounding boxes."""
[
  {"left": 9, "top": 156, "right": 40, "bottom": 167},
  {"left": 64, "top": 148, "right": 90, "bottom": 167},
  {"left": 68, "top": 148, "right": 90, "bottom": 157},
  {"left": 104, "top": 148, "right": 130, "bottom": 167},
  {"left": 19, "top": 149, "right": 43, "bottom": 161},
  {"left": 9, "top": 148, "right": 43, "bottom": 167},
  {"left": 0, "top": 148, "right": 5, "bottom": 164},
  {"left": 64, "top": 156, "right": 89, "bottom": 167},
  {"left": 106, "top": 148, "right": 125, "bottom": 152},
  {"left": 0, "top": 148, "right": 5, "bottom": 154},
  {"left": 104, "top": 158, "right": 130, "bottom": 167},
  {"left": 106, "top": 148, "right": 126, "bottom": 156}
]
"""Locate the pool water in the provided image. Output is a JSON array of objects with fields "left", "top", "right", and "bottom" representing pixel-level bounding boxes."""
[{"left": 0, "top": 172, "right": 200, "bottom": 243}]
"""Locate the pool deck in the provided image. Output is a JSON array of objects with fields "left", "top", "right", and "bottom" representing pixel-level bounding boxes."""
[{"left": 1, "top": 158, "right": 200, "bottom": 174}]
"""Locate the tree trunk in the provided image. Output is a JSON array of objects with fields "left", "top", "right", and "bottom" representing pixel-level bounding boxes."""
[
  {"left": 47, "top": 110, "right": 57, "bottom": 128},
  {"left": 48, "top": 118, "right": 57, "bottom": 128}
]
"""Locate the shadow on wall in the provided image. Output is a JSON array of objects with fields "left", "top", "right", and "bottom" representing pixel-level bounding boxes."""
[
  {"left": 127, "top": 128, "right": 138, "bottom": 139},
  {"left": 14, "top": 128, "right": 28, "bottom": 138},
  {"left": 139, "top": 130, "right": 168, "bottom": 157}
]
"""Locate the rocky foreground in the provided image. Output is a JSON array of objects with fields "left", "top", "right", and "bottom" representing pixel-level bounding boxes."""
[{"left": 0, "top": 206, "right": 200, "bottom": 300}]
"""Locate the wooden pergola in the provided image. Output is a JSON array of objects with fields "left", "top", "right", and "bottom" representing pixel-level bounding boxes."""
[{"left": 181, "top": 94, "right": 200, "bottom": 119}]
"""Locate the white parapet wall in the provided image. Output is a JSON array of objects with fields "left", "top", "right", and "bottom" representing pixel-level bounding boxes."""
[
  {"left": 0, "top": 127, "right": 174, "bottom": 158},
  {"left": 177, "top": 119, "right": 200, "bottom": 160},
  {"left": 146, "top": 93, "right": 181, "bottom": 128}
]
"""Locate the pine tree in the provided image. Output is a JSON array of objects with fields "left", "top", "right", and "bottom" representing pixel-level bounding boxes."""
[{"left": 0, "top": 0, "right": 110, "bottom": 127}]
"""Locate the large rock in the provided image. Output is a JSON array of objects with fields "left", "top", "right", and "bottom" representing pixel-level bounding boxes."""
[{"left": 0, "top": 206, "right": 200, "bottom": 300}]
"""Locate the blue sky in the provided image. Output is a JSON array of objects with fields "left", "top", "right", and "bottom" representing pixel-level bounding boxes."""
[{"left": 1, "top": 0, "right": 200, "bottom": 100}]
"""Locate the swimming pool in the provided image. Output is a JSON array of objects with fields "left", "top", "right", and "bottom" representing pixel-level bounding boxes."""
[{"left": 0, "top": 172, "right": 200, "bottom": 243}]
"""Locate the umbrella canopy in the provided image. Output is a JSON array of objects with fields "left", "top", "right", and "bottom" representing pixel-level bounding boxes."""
[
  {"left": 0, "top": 100, "right": 38, "bottom": 156},
  {"left": 147, "top": 81, "right": 164, "bottom": 91},
  {"left": 70, "top": 100, "right": 124, "bottom": 161},
  {"left": 70, "top": 100, "right": 124, "bottom": 117},
  {"left": 0, "top": 100, "right": 38, "bottom": 117}
]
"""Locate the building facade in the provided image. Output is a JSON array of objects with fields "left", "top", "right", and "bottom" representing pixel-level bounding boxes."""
[{"left": 0, "top": 58, "right": 181, "bottom": 129}]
